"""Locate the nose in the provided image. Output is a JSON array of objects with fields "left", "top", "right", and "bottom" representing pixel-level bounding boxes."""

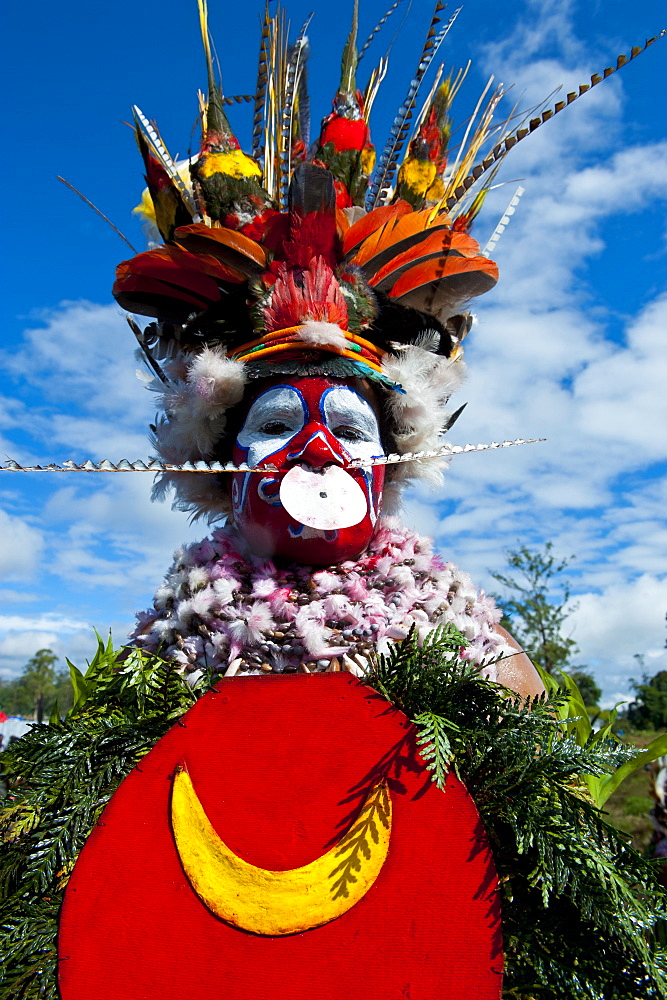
[{"left": 286, "top": 424, "right": 348, "bottom": 470}]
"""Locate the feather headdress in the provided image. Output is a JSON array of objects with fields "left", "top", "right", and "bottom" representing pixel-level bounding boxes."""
[{"left": 113, "top": 0, "right": 663, "bottom": 521}]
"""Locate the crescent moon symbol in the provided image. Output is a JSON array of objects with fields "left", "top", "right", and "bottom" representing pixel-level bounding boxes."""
[{"left": 170, "top": 765, "right": 392, "bottom": 936}]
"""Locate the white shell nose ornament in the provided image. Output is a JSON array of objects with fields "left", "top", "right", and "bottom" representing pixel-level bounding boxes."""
[{"left": 279, "top": 465, "right": 368, "bottom": 530}]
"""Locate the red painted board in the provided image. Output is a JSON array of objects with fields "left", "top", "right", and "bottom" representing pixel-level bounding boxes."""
[{"left": 58, "top": 673, "right": 503, "bottom": 999}]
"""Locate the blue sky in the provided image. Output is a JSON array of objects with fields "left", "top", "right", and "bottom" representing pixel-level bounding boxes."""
[{"left": 1, "top": 0, "right": 666, "bottom": 705}]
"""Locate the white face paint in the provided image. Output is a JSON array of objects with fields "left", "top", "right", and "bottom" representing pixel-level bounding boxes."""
[
  {"left": 321, "top": 386, "right": 384, "bottom": 465},
  {"left": 236, "top": 386, "right": 306, "bottom": 467},
  {"left": 236, "top": 383, "right": 384, "bottom": 467}
]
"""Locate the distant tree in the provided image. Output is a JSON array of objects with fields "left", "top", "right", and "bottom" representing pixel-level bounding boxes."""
[
  {"left": 567, "top": 668, "right": 602, "bottom": 709},
  {"left": 626, "top": 671, "right": 667, "bottom": 731},
  {"left": 0, "top": 649, "right": 73, "bottom": 720},
  {"left": 491, "top": 542, "right": 578, "bottom": 676}
]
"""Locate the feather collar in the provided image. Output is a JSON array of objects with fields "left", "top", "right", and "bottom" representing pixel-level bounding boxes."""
[{"left": 131, "top": 518, "right": 511, "bottom": 683}]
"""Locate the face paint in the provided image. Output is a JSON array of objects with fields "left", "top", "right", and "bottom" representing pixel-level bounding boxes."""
[{"left": 231, "top": 376, "right": 386, "bottom": 565}]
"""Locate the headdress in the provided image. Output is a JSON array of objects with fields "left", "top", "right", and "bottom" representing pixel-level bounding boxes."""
[{"left": 111, "top": 0, "right": 662, "bottom": 521}]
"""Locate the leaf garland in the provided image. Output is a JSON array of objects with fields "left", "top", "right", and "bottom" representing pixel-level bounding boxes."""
[{"left": 1, "top": 627, "right": 666, "bottom": 1000}]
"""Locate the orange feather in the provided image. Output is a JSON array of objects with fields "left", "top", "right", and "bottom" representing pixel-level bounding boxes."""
[
  {"left": 113, "top": 272, "right": 216, "bottom": 320},
  {"left": 342, "top": 200, "right": 412, "bottom": 256},
  {"left": 174, "top": 223, "right": 267, "bottom": 274},
  {"left": 370, "top": 230, "right": 489, "bottom": 291},
  {"left": 349, "top": 209, "right": 452, "bottom": 274},
  {"left": 387, "top": 254, "right": 498, "bottom": 304}
]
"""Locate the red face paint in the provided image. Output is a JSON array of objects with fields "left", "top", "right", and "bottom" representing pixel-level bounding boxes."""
[{"left": 231, "top": 377, "right": 385, "bottom": 565}]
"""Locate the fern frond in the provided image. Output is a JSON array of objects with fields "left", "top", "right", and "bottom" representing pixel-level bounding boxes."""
[{"left": 415, "top": 711, "right": 456, "bottom": 789}]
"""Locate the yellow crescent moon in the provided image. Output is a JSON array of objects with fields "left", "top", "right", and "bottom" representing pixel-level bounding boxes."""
[{"left": 170, "top": 765, "right": 392, "bottom": 935}]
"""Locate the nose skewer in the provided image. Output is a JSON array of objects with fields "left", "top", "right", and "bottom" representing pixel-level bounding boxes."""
[{"left": 1, "top": 437, "right": 545, "bottom": 474}]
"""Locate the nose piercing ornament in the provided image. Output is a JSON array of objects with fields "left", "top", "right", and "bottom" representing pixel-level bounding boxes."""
[{"left": 279, "top": 465, "right": 368, "bottom": 530}]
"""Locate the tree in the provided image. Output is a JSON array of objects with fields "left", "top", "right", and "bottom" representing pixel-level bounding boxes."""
[
  {"left": 567, "top": 669, "right": 602, "bottom": 709},
  {"left": 0, "top": 649, "right": 73, "bottom": 720},
  {"left": 491, "top": 543, "right": 578, "bottom": 676},
  {"left": 626, "top": 671, "right": 667, "bottom": 730}
]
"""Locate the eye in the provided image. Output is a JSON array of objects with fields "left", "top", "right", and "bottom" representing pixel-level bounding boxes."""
[
  {"left": 260, "top": 420, "right": 293, "bottom": 435},
  {"left": 332, "top": 425, "right": 365, "bottom": 442}
]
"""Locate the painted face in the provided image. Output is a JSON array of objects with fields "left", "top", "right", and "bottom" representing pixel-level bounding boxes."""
[{"left": 231, "top": 377, "right": 386, "bottom": 565}]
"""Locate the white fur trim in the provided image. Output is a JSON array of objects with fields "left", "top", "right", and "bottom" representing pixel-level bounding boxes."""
[
  {"left": 186, "top": 347, "right": 246, "bottom": 415},
  {"left": 297, "top": 321, "right": 349, "bottom": 351},
  {"left": 381, "top": 345, "right": 466, "bottom": 494},
  {"left": 149, "top": 347, "right": 246, "bottom": 521},
  {"left": 151, "top": 348, "right": 247, "bottom": 460}
]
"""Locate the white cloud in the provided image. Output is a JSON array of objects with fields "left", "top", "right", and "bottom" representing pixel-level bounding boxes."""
[
  {"left": 570, "top": 575, "right": 667, "bottom": 704},
  {"left": 0, "top": 613, "right": 88, "bottom": 634},
  {"left": 0, "top": 625, "right": 111, "bottom": 681},
  {"left": 1, "top": 302, "right": 152, "bottom": 463},
  {"left": 0, "top": 608, "right": 99, "bottom": 681},
  {"left": 0, "top": 507, "right": 44, "bottom": 581},
  {"left": 566, "top": 143, "right": 667, "bottom": 212},
  {"left": 0, "top": 589, "right": 38, "bottom": 604}
]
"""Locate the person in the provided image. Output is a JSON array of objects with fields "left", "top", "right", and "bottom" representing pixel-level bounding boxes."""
[{"left": 118, "top": 3, "right": 544, "bottom": 700}]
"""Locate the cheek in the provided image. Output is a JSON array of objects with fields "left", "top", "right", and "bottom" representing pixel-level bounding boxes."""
[{"left": 232, "top": 471, "right": 280, "bottom": 521}]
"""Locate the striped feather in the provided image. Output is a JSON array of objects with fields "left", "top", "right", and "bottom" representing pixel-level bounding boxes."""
[
  {"left": 133, "top": 106, "right": 197, "bottom": 218},
  {"left": 365, "top": 3, "right": 461, "bottom": 211},
  {"left": 221, "top": 94, "right": 254, "bottom": 105},
  {"left": 389, "top": 254, "right": 498, "bottom": 312},
  {"left": 342, "top": 200, "right": 412, "bottom": 256},
  {"left": 440, "top": 31, "right": 666, "bottom": 215},
  {"left": 482, "top": 185, "right": 525, "bottom": 256},
  {"left": 252, "top": 3, "right": 271, "bottom": 159},
  {"left": 349, "top": 209, "right": 451, "bottom": 272},
  {"left": 280, "top": 15, "right": 313, "bottom": 210},
  {"left": 358, "top": 0, "right": 403, "bottom": 62},
  {"left": 370, "top": 230, "right": 485, "bottom": 291}
]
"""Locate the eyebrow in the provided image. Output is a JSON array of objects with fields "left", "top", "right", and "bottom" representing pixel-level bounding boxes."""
[
  {"left": 322, "top": 391, "right": 378, "bottom": 426},
  {"left": 245, "top": 389, "right": 304, "bottom": 421}
]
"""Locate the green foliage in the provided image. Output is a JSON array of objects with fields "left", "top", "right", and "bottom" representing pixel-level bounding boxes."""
[
  {"left": 0, "top": 635, "right": 197, "bottom": 1000},
  {"left": 0, "top": 649, "right": 73, "bottom": 720},
  {"left": 491, "top": 542, "right": 578, "bottom": 675},
  {"left": 627, "top": 671, "right": 667, "bottom": 730},
  {"left": 624, "top": 795, "right": 655, "bottom": 818},
  {"left": 539, "top": 667, "right": 667, "bottom": 809},
  {"left": 369, "top": 625, "right": 667, "bottom": 999}
]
